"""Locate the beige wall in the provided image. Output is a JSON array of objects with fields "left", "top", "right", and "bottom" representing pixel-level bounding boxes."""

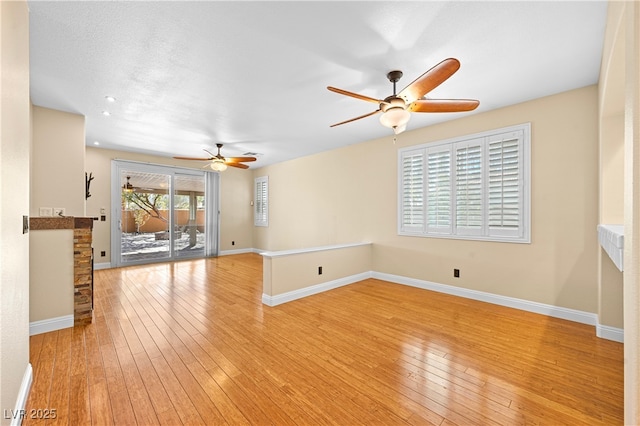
[
  {"left": 597, "top": 0, "right": 626, "bottom": 331},
  {"left": 254, "top": 86, "right": 599, "bottom": 314},
  {"left": 622, "top": 2, "right": 640, "bottom": 423},
  {"left": 29, "top": 230, "right": 74, "bottom": 322},
  {"left": 0, "top": 0, "right": 31, "bottom": 421},
  {"left": 31, "top": 106, "right": 86, "bottom": 217},
  {"left": 85, "top": 147, "right": 254, "bottom": 264},
  {"left": 263, "top": 244, "right": 372, "bottom": 297}
]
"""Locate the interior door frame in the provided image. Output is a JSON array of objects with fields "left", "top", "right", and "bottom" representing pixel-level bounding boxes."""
[{"left": 110, "top": 159, "right": 220, "bottom": 267}]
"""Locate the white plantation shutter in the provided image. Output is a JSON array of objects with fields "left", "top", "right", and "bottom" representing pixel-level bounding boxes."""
[
  {"left": 488, "top": 133, "right": 523, "bottom": 237},
  {"left": 455, "top": 141, "right": 483, "bottom": 235},
  {"left": 426, "top": 147, "right": 452, "bottom": 233},
  {"left": 254, "top": 176, "right": 268, "bottom": 227},
  {"left": 400, "top": 149, "right": 425, "bottom": 232},
  {"left": 398, "top": 123, "right": 530, "bottom": 243}
]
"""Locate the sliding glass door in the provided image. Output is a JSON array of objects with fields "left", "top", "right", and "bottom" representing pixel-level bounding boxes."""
[{"left": 112, "top": 161, "right": 219, "bottom": 267}]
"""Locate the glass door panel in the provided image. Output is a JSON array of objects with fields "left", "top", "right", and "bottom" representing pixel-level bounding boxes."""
[
  {"left": 173, "top": 173, "right": 205, "bottom": 258},
  {"left": 120, "top": 170, "right": 171, "bottom": 264}
]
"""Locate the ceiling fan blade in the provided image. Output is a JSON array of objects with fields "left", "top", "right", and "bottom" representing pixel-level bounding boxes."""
[
  {"left": 227, "top": 162, "right": 249, "bottom": 169},
  {"left": 327, "top": 86, "right": 386, "bottom": 104},
  {"left": 330, "top": 109, "right": 381, "bottom": 127},
  {"left": 408, "top": 98, "right": 480, "bottom": 113},
  {"left": 398, "top": 58, "right": 461, "bottom": 104},
  {"left": 173, "top": 156, "right": 213, "bottom": 161},
  {"left": 226, "top": 157, "right": 257, "bottom": 163}
]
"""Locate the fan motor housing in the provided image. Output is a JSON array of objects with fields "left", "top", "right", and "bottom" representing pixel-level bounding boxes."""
[{"left": 386, "top": 70, "right": 403, "bottom": 83}]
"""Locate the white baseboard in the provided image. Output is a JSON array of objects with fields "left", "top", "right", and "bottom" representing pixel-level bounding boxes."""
[
  {"left": 94, "top": 262, "right": 111, "bottom": 270},
  {"left": 596, "top": 324, "right": 624, "bottom": 342},
  {"left": 373, "top": 271, "right": 599, "bottom": 327},
  {"left": 262, "top": 272, "right": 372, "bottom": 307},
  {"left": 8, "top": 363, "right": 32, "bottom": 426},
  {"left": 219, "top": 248, "right": 262, "bottom": 256},
  {"left": 29, "top": 315, "right": 74, "bottom": 336}
]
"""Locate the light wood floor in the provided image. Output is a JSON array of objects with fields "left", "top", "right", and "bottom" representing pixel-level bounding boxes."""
[{"left": 25, "top": 253, "right": 623, "bottom": 425}]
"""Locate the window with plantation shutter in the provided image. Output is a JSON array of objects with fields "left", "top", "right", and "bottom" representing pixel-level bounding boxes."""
[
  {"left": 426, "top": 147, "right": 452, "bottom": 233},
  {"left": 455, "top": 141, "right": 483, "bottom": 235},
  {"left": 400, "top": 149, "right": 425, "bottom": 232},
  {"left": 488, "top": 134, "right": 522, "bottom": 237},
  {"left": 398, "top": 123, "right": 530, "bottom": 243},
  {"left": 254, "top": 176, "right": 268, "bottom": 227}
]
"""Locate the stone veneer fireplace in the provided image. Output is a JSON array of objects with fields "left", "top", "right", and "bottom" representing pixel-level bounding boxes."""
[{"left": 30, "top": 217, "right": 94, "bottom": 325}]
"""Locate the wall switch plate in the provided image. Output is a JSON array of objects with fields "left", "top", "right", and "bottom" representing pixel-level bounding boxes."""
[
  {"left": 39, "top": 207, "right": 53, "bottom": 217},
  {"left": 53, "top": 208, "right": 65, "bottom": 217}
]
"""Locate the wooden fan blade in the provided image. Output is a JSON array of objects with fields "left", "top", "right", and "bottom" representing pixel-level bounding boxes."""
[
  {"left": 173, "top": 156, "right": 213, "bottom": 161},
  {"left": 227, "top": 162, "right": 249, "bottom": 169},
  {"left": 408, "top": 98, "right": 479, "bottom": 113},
  {"left": 225, "top": 157, "right": 256, "bottom": 163},
  {"left": 327, "top": 86, "right": 386, "bottom": 104},
  {"left": 330, "top": 109, "right": 381, "bottom": 127},
  {"left": 398, "top": 58, "right": 461, "bottom": 104}
]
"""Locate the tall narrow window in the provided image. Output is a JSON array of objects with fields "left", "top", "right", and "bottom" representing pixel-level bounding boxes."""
[
  {"left": 398, "top": 123, "right": 530, "bottom": 243},
  {"left": 255, "top": 176, "right": 268, "bottom": 227}
]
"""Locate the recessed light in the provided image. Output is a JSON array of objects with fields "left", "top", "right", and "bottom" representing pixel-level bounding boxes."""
[
  {"left": 101, "top": 110, "right": 111, "bottom": 116},
  {"left": 93, "top": 141, "right": 100, "bottom": 145},
  {"left": 105, "top": 96, "right": 116, "bottom": 102}
]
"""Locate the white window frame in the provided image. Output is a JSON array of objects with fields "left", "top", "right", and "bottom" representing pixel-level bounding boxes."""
[
  {"left": 254, "top": 176, "right": 269, "bottom": 227},
  {"left": 398, "top": 123, "right": 531, "bottom": 243}
]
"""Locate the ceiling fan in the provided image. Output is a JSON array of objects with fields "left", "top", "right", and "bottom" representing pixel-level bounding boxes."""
[
  {"left": 327, "top": 58, "right": 479, "bottom": 135},
  {"left": 173, "top": 143, "right": 256, "bottom": 171}
]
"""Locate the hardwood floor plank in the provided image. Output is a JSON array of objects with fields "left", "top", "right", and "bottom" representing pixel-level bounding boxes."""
[
  {"left": 25, "top": 254, "right": 623, "bottom": 425},
  {"left": 46, "top": 328, "right": 72, "bottom": 425}
]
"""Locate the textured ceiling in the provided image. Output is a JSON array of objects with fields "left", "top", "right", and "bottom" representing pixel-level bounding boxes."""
[{"left": 28, "top": 1, "right": 608, "bottom": 169}]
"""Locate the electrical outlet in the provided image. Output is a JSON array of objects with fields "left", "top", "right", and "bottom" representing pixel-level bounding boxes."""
[
  {"left": 100, "top": 251, "right": 106, "bottom": 257},
  {"left": 454, "top": 268, "right": 460, "bottom": 278},
  {"left": 318, "top": 266, "right": 323, "bottom": 275},
  {"left": 232, "top": 241, "right": 235, "bottom": 246},
  {"left": 53, "top": 207, "right": 65, "bottom": 217},
  {"left": 39, "top": 207, "right": 53, "bottom": 217}
]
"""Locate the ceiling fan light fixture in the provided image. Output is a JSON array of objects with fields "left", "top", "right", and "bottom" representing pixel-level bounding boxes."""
[
  {"left": 210, "top": 159, "right": 227, "bottom": 172},
  {"left": 379, "top": 106, "right": 410, "bottom": 131},
  {"left": 122, "top": 176, "right": 134, "bottom": 193}
]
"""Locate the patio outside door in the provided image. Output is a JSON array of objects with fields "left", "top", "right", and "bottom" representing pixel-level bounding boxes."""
[{"left": 112, "top": 161, "right": 219, "bottom": 267}]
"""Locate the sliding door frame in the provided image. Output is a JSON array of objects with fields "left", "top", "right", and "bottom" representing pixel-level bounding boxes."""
[{"left": 110, "top": 160, "right": 220, "bottom": 267}]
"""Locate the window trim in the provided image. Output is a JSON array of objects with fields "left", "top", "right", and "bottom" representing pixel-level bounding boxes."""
[
  {"left": 254, "top": 176, "right": 269, "bottom": 227},
  {"left": 397, "top": 123, "right": 531, "bottom": 244}
]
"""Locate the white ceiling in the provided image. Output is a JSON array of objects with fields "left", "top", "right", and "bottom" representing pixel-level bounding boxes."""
[{"left": 28, "top": 1, "right": 608, "bottom": 169}]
